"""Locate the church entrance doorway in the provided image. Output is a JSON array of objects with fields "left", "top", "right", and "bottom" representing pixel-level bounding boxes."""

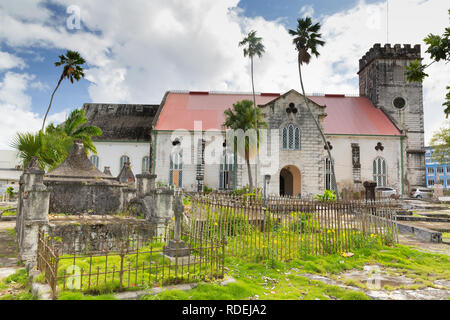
[{"left": 279, "top": 165, "right": 301, "bottom": 197}]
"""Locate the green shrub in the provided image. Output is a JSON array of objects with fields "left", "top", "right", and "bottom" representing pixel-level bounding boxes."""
[
  {"left": 183, "top": 196, "right": 192, "bottom": 206},
  {"left": 313, "top": 190, "right": 336, "bottom": 202},
  {"left": 6, "top": 186, "right": 15, "bottom": 197},
  {"left": 5, "top": 269, "right": 28, "bottom": 287}
]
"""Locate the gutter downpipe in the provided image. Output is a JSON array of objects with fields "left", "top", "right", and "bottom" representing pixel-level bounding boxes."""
[
  {"left": 152, "top": 131, "right": 158, "bottom": 174},
  {"left": 400, "top": 135, "right": 405, "bottom": 196}
]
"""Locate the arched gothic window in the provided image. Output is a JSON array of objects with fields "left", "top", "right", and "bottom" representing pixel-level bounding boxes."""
[
  {"left": 373, "top": 157, "right": 387, "bottom": 187},
  {"left": 282, "top": 124, "right": 300, "bottom": 150},
  {"left": 169, "top": 152, "right": 183, "bottom": 187},
  {"left": 142, "top": 156, "right": 150, "bottom": 173},
  {"left": 325, "top": 157, "right": 335, "bottom": 190},
  {"left": 219, "top": 150, "right": 234, "bottom": 190},
  {"left": 120, "top": 155, "right": 130, "bottom": 169},
  {"left": 90, "top": 155, "right": 99, "bottom": 168}
]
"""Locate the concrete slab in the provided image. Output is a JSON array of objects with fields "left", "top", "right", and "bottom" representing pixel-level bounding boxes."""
[
  {"left": 397, "top": 221, "right": 443, "bottom": 243},
  {"left": 0, "top": 267, "right": 18, "bottom": 280}
]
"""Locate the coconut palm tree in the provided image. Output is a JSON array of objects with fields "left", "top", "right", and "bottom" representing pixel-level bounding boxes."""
[
  {"left": 239, "top": 30, "right": 265, "bottom": 192},
  {"left": 41, "top": 50, "right": 86, "bottom": 131},
  {"left": 289, "top": 17, "right": 339, "bottom": 198},
  {"left": 223, "top": 100, "right": 267, "bottom": 193}
]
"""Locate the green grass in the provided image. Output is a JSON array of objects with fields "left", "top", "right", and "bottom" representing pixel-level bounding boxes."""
[
  {"left": 0, "top": 269, "right": 36, "bottom": 300},
  {"left": 54, "top": 240, "right": 221, "bottom": 295},
  {"left": 141, "top": 241, "right": 450, "bottom": 301},
  {"left": 49, "top": 224, "right": 449, "bottom": 299},
  {"left": 58, "top": 292, "right": 116, "bottom": 300},
  {"left": 6, "top": 228, "right": 16, "bottom": 237},
  {"left": 142, "top": 257, "right": 371, "bottom": 301},
  {"left": 4, "top": 269, "right": 28, "bottom": 287}
]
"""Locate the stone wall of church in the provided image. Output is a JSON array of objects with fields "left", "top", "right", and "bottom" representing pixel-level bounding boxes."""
[
  {"left": 326, "top": 135, "right": 402, "bottom": 192},
  {"left": 358, "top": 43, "right": 426, "bottom": 189},
  {"left": 261, "top": 90, "right": 326, "bottom": 198},
  {"left": 93, "top": 141, "right": 151, "bottom": 176},
  {"left": 153, "top": 90, "right": 327, "bottom": 197}
]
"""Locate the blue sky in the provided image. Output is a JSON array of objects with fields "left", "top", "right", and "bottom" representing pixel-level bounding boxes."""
[
  {"left": 238, "top": 0, "right": 381, "bottom": 23},
  {"left": 0, "top": 0, "right": 448, "bottom": 148}
]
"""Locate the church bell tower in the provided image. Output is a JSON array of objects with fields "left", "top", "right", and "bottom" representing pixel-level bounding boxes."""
[{"left": 358, "top": 43, "right": 426, "bottom": 192}]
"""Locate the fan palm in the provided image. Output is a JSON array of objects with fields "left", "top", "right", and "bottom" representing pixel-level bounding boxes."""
[
  {"left": 10, "top": 131, "right": 64, "bottom": 170},
  {"left": 12, "top": 108, "right": 102, "bottom": 171},
  {"left": 46, "top": 108, "right": 102, "bottom": 155},
  {"left": 223, "top": 100, "right": 267, "bottom": 192},
  {"left": 41, "top": 50, "right": 86, "bottom": 131},
  {"left": 289, "top": 17, "right": 339, "bottom": 198},
  {"left": 239, "top": 30, "right": 265, "bottom": 192}
]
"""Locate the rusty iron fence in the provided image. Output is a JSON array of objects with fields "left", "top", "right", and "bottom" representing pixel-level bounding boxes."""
[
  {"left": 37, "top": 230, "right": 225, "bottom": 299},
  {"left": 185, "top": 194, "right": 398, "bottom": 262}
]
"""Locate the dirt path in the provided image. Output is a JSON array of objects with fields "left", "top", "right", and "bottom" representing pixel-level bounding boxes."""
[{"left": 0, "top": 220, "right": 19, "bottom": 275}]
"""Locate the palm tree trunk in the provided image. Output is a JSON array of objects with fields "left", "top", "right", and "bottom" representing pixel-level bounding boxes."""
[
  {"left": 298, "top": 60, "right": 339, "bottom": 199},
  {"left": 246, "top": 148, "right": 253, "bottom": 192},
  {"left": 41, "top": 75, "right": 63, "bottom": 132},
  {"left": 251, "top": 56, "right": 258, "bottom": 194}
]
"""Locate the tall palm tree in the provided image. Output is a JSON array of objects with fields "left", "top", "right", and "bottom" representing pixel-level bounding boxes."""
[
  {"left": 289, "top": 17, "right": 339, "bottom": 198},
  {"left": 223, "top": 100, "right": 267, "bottom": 193},
  {"left": 41, "top": 50, "right": 86, "bottom": 131},
  {"left": 239, "top": 30, "right": 265, "bottom": 193}
]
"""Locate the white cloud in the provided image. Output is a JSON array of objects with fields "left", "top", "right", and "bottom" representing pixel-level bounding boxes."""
[
  {"left": 299, "top": 5, "right": 315, "bottom": 18},
  {"left": 0, "top": 50, "right": 26, "bottom": 71},
  {"left": 29, "top": 80, "right": 50, "bottom": 92},
  {"left": 0, "top": 0, "right": 51, "bottom": 22},
  {"left": 0, "top": 72, "right": 34, "bottom": 108},
  {"left": 0, "top": 0, "right": 448, "bottom": 146},
  {"left": 0, "top": 72, "right": 67, "bottom": 149}
]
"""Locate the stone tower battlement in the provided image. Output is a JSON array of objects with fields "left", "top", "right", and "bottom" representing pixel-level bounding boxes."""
[
  {"left": 358, "top": 43, "right": 426, "bottom": 191},
  {"left": 358, "top": 43, "right": 421, "bottom": 73}
]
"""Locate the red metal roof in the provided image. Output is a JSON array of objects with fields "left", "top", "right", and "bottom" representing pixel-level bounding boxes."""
[
  {"left": 155, "top": 92, "right": 276, "bottom": 131},
  {"left": 308, "top": 95, "right": 401, "bottom": 136},
  {"left": 155, "top": 91, "right": 401, "bottom": 136}
]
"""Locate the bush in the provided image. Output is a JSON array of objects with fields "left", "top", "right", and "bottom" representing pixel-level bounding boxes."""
[
  {"left": 233, "top": 186, "right": 250, "bottom": 195},
  {"left": 6, "top": 187, "right": 15, "bottom": 197},
  {"left": 183, "top": 196, "right": 192, "bottom": 206},
  {"left": 314, "top": 190, "right": 336, "bottom": 202}
]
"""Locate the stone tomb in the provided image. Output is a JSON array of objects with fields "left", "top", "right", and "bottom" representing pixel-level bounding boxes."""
[{"left": 44, "top": 140, "right": 136, "bottom": 214}]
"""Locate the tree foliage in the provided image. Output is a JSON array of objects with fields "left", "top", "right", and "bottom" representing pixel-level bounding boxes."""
[
  {"left": 288, "top": 17, "right": 325, "bottom": 65},
  {"left": 42, "top": 50, "right": 86, "bottom": 131},
  {"left": 11, "top": 108, "right": 102, "bottom": 171},
  {"left": 223, "top": 100, "right": 267, "bottom": 191},
  {"left": 239, "top": 30, "right": 265, "bottom": 192},
  {"left": 239, "top": 30, "right": 265, "bottom": 59},
  {"left": 289, "top": 17, "right": 339, "bottom": 198},
  {"left": 405, "top": 9, "right": 450, "bottom": 117},
  {"left": 430, "top": 120, "right": 450, "bottom": 164}
]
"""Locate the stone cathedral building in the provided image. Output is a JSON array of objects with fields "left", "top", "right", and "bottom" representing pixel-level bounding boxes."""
[{"left": 83, "top": 43, "right": 426, "bottom": 198}]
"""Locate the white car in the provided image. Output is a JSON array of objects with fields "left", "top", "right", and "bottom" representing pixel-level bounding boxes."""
[
  {"left": 375, "top": 186, "right": 397, "bottom": 198},
  {"left": 410, "top": 187, "right": 433, "bottom": 199}
]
